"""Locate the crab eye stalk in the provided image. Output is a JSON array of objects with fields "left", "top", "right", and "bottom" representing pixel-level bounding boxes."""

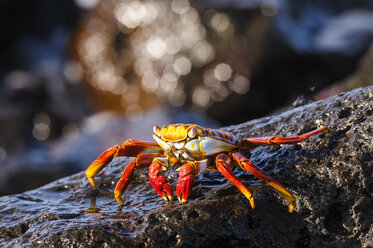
[
  {"left": 153, "top": 125, "right": 161, "bottom": 135},
  {"left": 188, "top": 126, "right": 198, "bottom": 138}
]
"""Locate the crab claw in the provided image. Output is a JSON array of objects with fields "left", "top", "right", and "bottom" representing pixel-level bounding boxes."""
[
  {"left": 86, "top": 145, "right": 119, "bottom": 188},
  {"left": 148, "top": 159, "right": 173, "bottom": 201},
  {"left": 176, "top": 163, "right": 197, "bottom": 202}
]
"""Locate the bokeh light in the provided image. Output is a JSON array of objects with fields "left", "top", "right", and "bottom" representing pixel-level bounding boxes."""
[
  {"left": 32, "top": 113, "right": 51, "bottom": 141},
  {"left": 214, "top": 63, "right": 233, "bottom": 81},
  {"left": 75, "top": 0, "right": 261, "bottom": 122}
]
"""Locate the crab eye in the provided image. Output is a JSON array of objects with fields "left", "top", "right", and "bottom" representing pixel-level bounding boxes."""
[
  {"left": 188, "top": 127, "right": 198, "bottom": 138},
  {"left": 153, "top": 125, "right": 161, "bottom": 135}
]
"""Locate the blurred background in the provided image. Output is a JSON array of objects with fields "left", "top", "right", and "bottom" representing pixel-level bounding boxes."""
[{"left": 0, "top": 0, "right": 372, "bottom": 195}]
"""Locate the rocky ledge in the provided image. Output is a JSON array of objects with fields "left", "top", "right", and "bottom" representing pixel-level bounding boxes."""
[{"left": 0, "top": 86, "right": 372, "bottom": 247}]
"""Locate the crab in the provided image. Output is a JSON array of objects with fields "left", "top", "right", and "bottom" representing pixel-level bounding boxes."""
[{"left": 86, "top": 123, "right": 328, "bottom": 212}]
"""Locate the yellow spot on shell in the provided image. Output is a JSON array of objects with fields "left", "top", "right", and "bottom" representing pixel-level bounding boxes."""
[{"left": 161, "top": 125, "right": 188, "bottom": 142}]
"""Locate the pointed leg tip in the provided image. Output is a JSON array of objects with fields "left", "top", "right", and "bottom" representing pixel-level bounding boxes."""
[
  {"left": 177, "top": 196, "right": 186, "bottom": 203},
  {"left": 239, "top": 188, "right": 255, "bottom": 209},
  {"left": 249, "top": 198, "right": 255, "bottom": 209},
  {"left": 288, "top": 204, "right": 295, "bottom": 213},
  {"left": 317, "top": 126, "right": 328, "bottom": 133},
  {"left": 88, "top": 178, "right": 96, "bottom": 188},
  {"left": 116, "top": 198, "right": 124, "bottom": 206},
  {"left": 114, "top": 192, "right": 124, "bottom": 206}
]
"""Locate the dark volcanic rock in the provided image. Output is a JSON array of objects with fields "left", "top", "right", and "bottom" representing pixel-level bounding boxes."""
[{"left": 0, "top": 86, "right": 372, "bottom": 247}]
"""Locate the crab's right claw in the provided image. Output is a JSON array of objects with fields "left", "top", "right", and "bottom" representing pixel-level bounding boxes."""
[
  {"left": 176, "top": 163, "right": 197, "bottom": 203},
  {"left": 148, "top": 159, "right": 173, "bottom": 201},
  {"left": 86, "top": 145, "right": 119, "bottom": 188}
]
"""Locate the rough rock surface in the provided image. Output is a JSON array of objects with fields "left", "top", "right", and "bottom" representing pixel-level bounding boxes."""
[{"left": 0, "top": 86, "right": 372, "bottom": 247}]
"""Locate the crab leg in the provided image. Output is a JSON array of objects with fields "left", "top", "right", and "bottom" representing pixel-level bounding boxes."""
[
  {"left": 86, "top": 139, "right": 162, "bottom": 188},
  {"left": 216, "top": 154, "right": 255, "bottom": 209},
  {"left": 114, "top": 153, "right": 162, "bottom": 205},
  {"left": 176, "top": 160, "right": 208, "bottom": 202},
  {"left": 243, "top": 126, "right": 328, "bottom": 145},
  {"left": 232, "top": 152, "right": 295, "bottom": 213},
  {"left": 148, "top": 158, "right": 174, "bottom": 201}
]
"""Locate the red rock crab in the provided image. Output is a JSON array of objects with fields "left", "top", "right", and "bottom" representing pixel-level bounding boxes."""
[{"left": 86, "top": 124, "right": 328, "bottom": 212}]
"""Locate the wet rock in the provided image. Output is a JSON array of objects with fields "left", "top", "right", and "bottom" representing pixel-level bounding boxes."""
[{"left": 0, "top": 86, "right": 372, "bottom": 247}]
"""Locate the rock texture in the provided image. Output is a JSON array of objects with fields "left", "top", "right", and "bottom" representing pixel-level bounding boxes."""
[{"left": 0, "top": 86, "right": 372, "bottom": 248}]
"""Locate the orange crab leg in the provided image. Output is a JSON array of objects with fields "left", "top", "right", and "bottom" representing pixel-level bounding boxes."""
[
  {"left": 148, "top": 158, "right": 173, "bottom": 201},
  {"left": 216, "top": 154, "right": 255, "bottom": 209},
  {"left": 114, "top": 153, "right": 162, "bottom": 205},
  {"left": 86, "top": 139, "right": 163, "bottom": 188},
  {"left": 232, "top": 152, "right": 295, "bottom": 213},
  {"left": 243, "top": 126, "right": 328, "bottom": 145},
  {"left": 176, "top": 161, "right": 207, "bottom": 202},
  {"left": 116, "top": 139, "right": 161, "bottom": 156}
]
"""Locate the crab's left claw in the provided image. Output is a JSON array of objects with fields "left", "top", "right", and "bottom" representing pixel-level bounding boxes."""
[{"left": 148, "top": 158, "right": 173, "bottom": 201}]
